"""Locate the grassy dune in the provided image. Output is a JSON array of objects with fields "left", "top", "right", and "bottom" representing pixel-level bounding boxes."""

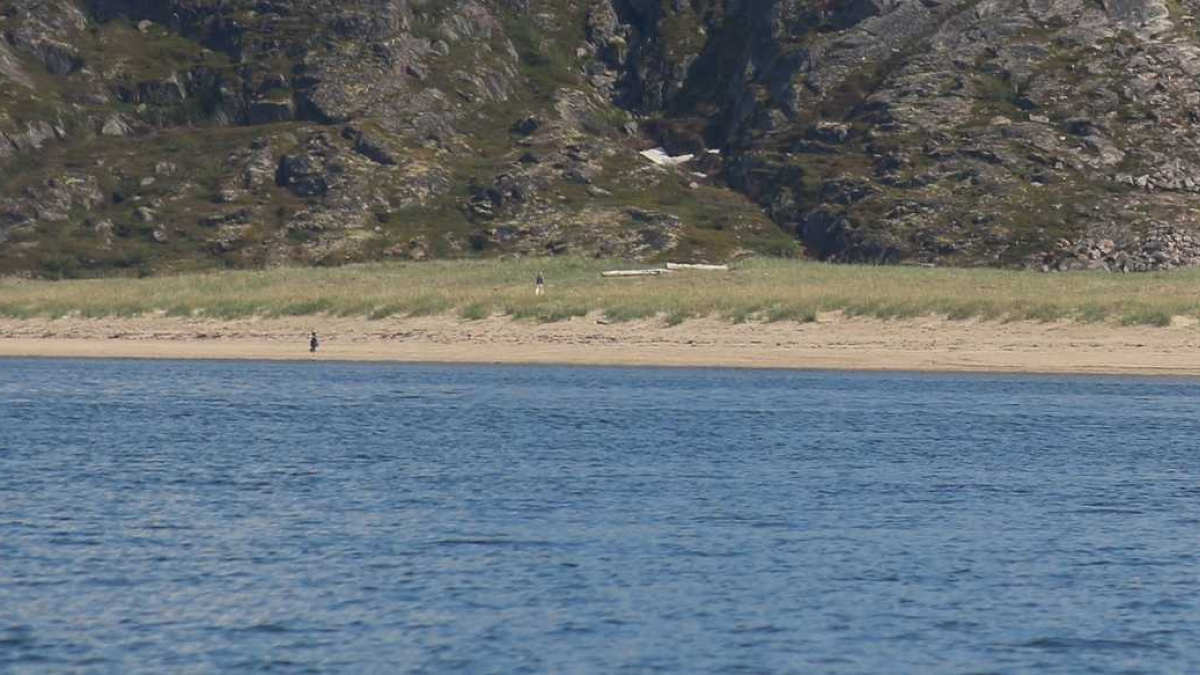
[{"left": 2, "top": 258, "right": 1200, "bottom": 326}]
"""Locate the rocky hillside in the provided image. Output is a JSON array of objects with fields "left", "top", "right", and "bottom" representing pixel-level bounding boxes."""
[{"left": 3, "top": 0, "right": 1200, "bottom": 276}]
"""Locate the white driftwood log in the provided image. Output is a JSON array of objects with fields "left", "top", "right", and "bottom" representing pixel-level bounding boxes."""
[
  {"left": 664, "top": 263, "right": 729, "bottom": 271},
  {"left": 601, "top": 269, "right": 670, "bottom": 278}
]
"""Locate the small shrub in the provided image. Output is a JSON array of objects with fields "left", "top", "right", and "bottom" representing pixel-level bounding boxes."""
[
  {"left": 1077, "top": 303, "right": 1109, "bottom": 323},
  {"left": 367, "top": 303, "right": 403, "bottom": 320},
  {"left": 537, "top": 303, "right": 589, "bottom": 323},
  {"left": 765, "top": 304, "right": 818, "bottom": 323},
  {"left": 603, "top": 301, "right": 659, "bottom": 323},
  {"left": 1120, "top": 309, "right": 1173, "bottom": 327},
  {"left": 1021, "top": 303, "right": 1068, "bottom": 323},
  {"left": 460, "top": 303, "right": 491, "bottom": 321},
  {"left": 405, "top": 296, "right": 451, "bottom": 317},
  {"left": 275, "top": 298, "right": 334, "bottom": 316},
  {"left": 205, "top": 300, "right": 263, "bottom": 319}
]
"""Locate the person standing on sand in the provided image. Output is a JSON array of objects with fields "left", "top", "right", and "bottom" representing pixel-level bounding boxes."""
[
  {"left": 309, "top": 331, "right": 319, "bottom": 353},
  {"left": 535, "top": 271, "right": 545, "bottom": 296}
]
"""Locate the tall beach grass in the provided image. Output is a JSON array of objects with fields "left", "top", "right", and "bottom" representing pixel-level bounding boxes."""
[{"left": 2, "top": 258, "right": 1200, "bottom": 326}]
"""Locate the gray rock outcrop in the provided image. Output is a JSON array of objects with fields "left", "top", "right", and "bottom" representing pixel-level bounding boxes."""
[{"left": 5, "top": 0, "right": 1200, "bottom": 275}]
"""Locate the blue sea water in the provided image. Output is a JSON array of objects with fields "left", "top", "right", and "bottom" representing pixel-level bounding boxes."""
[{"left": 2, "top": 358, "right": 1200, "bottom": 674}]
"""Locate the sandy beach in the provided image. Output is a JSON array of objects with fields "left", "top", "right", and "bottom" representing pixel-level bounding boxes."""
[{"left": 3, "top": 312, "right": 1200, "bottom": 376}]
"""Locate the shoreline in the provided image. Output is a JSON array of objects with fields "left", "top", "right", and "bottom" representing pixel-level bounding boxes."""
[{"left": 4, "top": 313, "right": 1200, "bottom": 376}]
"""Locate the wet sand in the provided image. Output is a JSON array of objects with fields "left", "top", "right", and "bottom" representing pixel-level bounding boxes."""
[{"left": 2, "top": 313, "right": 1200, "bottom": 375}]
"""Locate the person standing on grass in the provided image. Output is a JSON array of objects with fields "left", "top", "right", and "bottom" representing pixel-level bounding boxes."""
[
  {"left": 535, "top": 271, "right": 545, "bottom": 296},
  {"left": 309, "top": 331, "right": 319, "bottom": 353}
]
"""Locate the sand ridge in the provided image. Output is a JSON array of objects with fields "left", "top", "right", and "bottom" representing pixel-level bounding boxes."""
[{"left": 2, "top": 313, "right": 1200, "bottom": 375}]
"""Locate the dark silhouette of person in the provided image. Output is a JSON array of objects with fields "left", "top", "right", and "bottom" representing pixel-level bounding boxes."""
[{"left": 309, "top": 331, "right": 319, "bottom": 353}]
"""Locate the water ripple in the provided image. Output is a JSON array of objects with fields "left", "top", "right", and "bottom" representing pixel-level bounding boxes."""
[{"left": 3, "top": 360, "right": 1200, "bottom": 673}]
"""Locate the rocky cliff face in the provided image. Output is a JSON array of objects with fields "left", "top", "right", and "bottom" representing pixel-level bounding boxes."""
[
  {"left": 1, "top": 0, "right": 1199, "bottom": 276},
  {"left": 617, "top": 0, "right": 1200, "bottom": 271}
]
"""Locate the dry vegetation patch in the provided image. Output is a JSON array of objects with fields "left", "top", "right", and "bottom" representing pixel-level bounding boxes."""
[{"left": 2, "top": 258, "right": 1199, "bottom": 327}]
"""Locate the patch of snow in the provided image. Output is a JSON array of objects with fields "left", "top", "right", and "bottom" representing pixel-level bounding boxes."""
[{"left": 640, "top": 147, "right": 694, "bottom": 167}]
